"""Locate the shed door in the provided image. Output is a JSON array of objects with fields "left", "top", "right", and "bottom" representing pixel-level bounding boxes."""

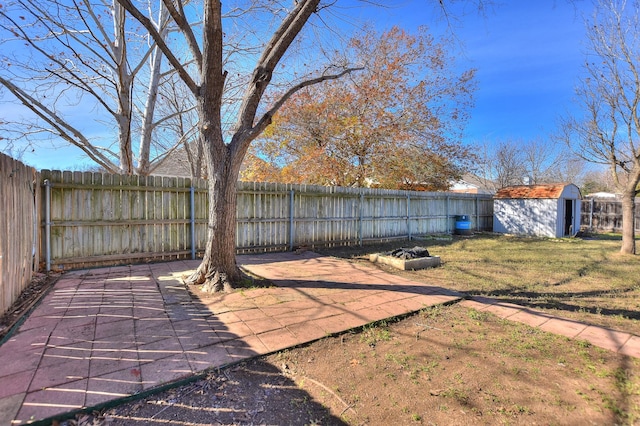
[{"left": 564, "top": 199, "right": 574, "bottom": 236}]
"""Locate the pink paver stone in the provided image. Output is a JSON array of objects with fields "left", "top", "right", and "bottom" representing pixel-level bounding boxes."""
[
  {"left": 539, "top": 318, "right": 588, "bottom": 338},
  {"left": 257, "top": 328, "right": 299, "bottom": 352},
  {"left": 286, "top": 322, "right": 327, "bottom": 342},
  {"left": 481, "top": 302, "right": 523, "bottom": 319},
  {"left": 576, "top": 326, "right": 631, "bottom": 352},
  {"left": 618, "top": 335, "right": 640, "bottom": 358},
  {"left": 139, "top": 355, "right": 193, "bottom": 390},
  {"left": 505, "top": 309, "right": 552, "bottom": 328}
]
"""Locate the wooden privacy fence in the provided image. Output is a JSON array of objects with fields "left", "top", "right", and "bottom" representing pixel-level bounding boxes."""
[
  {"left": 237, "top": 182, "right": 493, "bottom": 252},
  {"left": 581, "top": 197, "right": 640, "bottom": 233},
  {"left": 40, "top": 170, "right": 493, "bottom": 271},
  {"left": 0, "top": 153, "right": 39, "bottom": 315},
  {"left": 40, "top": 170, "right": 208, "bottom": 271}
]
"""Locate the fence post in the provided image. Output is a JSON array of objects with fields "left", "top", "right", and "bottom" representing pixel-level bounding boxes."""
[
  {"left": 446, "top": 194, "right": 450, "bottom": 233},
  {"left": 289, "top": 189, "right": 295, "bottom": 251},
  {"left": 44, "top": 179, "right": 51, "bottom": 272},
  {"left": 30, "top": 178, "right": 38, "bottom": 271},
  {"left": 358, "top": 192, "right": 364, "bottom": 247},
  {"left": 407, "top": 194, "right": 411, "bottom": 241},
  {"left": 190, "top": 186, "right": 196, "bottom": 260}
]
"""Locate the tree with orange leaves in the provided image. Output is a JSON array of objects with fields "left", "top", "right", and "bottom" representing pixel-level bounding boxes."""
[{"left": 243, "top": 26, "right": 477, "bottom": 191}]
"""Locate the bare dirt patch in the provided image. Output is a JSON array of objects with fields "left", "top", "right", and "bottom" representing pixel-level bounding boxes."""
[{"left": 0, "top": 272, "right": 60, "bottom": 342}]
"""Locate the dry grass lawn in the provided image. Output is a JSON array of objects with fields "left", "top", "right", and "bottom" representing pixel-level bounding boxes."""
[{"left": 323, "top": 233, "right": 640, "bottom": 336}]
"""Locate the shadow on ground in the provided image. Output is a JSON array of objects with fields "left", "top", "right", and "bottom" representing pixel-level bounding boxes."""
[
  {"left": 100, "top": 358, "right": 349, "bottom": 426},
  {"left": 463, "top": 287, "right": 640, "bottom": 321}
]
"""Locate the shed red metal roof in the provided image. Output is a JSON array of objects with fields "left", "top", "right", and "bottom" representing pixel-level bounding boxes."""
[{"left": 494, "top": 184, "right": 569, "bottom": 199}]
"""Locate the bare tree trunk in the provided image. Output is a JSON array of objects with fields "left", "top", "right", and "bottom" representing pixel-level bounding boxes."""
[
  {"left": 137, "top": 3, "right": 170, "bottom": 175},
  {"left": 185, "top": 143, "right": 243, "bottom": 292},
  {"left": 185, "top": 137, "right": 205, "bottom": 179},
  {"left": 116, "top": 106, "right": 134, "bottom": 174},
  {"left": 199, "top": 179, "right": 240, "bottom": 291},
  {"left": 620, "top": 173, "right": 639, "bottom": 254},
  {"left": 620, "top": 194, "right": 636, "bottom": 254},
  {"left": 137, "top": 48, "right": 162, "bottom": 175},
  {"left": 114, "top": 2, "right": 134, "bottom": 174},
  {"left": 137, "top": 48, "right": 162, "bottom": 176}
]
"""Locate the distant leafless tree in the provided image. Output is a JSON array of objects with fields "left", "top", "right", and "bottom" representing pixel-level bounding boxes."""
[
  {"left": 0, "top": 0, "right": 192, "bottom": 174},
  {"left": 476, "top": 139, "right": 526, "bottom": 190},
  {"left": 560, "top": 0, "right": 640, "bottom": 254},
  {"left": 477, "top": 137, "right": 584, "bottom": 190}
]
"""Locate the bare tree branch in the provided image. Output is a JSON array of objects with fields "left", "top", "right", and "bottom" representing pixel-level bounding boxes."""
[
  {"left": 0, "top": 75, "right": 119, "bottom": 172},
  {"left": 115, "top": 0, "right": 199, "bottom": 94},
  {"left": 248, "top": 67, "right": 363, "bottom": 142},
  {"left": 234, "top": 0, "right": 322, "bottom": 136}
]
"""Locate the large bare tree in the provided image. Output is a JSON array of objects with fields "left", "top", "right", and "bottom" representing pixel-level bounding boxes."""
[
  {"left": 106, "top": 0, "right": 361, "bottom": 291},
  {"left": 0, "top": 0, "right": 188, "bottom": 174},
  {"left": 3, "top": 0, "right": 487, "bottom": 291},
  {"left": 561, "top": 0, "right": 640, "bottom": 254}
]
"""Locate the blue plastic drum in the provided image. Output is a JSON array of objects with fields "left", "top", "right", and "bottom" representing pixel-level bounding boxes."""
[{"left": 455, "top": 215, "right": 472, "bottom": 235}]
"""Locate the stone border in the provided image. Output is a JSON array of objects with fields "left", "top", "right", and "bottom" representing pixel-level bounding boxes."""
[{"left": 369, "top": 254, "right": 441, "bottom": 270}]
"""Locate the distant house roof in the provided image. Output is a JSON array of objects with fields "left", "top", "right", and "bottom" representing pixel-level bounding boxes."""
[
  {"left": 585, "top": 192, "right": 619, "bottom": 198},
  {"left": 151, "top": 147, "right": 193, "bottom": 178},
  {"left": 494, "top": 183, "right": 573, "bottom": 199},
  {"left": 449, "top": 173, "right": 495, "bottom": 194}
]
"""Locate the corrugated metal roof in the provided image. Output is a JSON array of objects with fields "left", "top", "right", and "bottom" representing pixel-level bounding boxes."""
[{"left": 494, "top": 184, "right": 569, "bottom": 199}]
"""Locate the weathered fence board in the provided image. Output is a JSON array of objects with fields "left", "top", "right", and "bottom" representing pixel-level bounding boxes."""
[
  {"left": 581, "top": 197, "right": 640, "bottom": 232},
  {"left": 236, "top": 182, "right": 291, "bottom": 251},
  {"left": 38, "top": 170, "right": 493, "bottom": 270},
  {"left": 40, "top": 170, "right": 209, "bottom": 270},
  {"left": 236, "top": 182, "right": 493, "bottom": 251},
  {"left": 0, "top": 153, "right": 39, "bottom": 314}
]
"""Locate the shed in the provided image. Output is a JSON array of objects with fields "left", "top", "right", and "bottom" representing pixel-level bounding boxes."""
[{"left": 493, "top": 183, "right": 582, "bottom": 238}]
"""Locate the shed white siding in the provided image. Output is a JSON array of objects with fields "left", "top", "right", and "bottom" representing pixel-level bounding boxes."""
[
  {"left": 494, "top": 198, "right": 558, "bottom": 237},
  {"left": 493, "top": 184, "right": 582, "bottom": 238}
]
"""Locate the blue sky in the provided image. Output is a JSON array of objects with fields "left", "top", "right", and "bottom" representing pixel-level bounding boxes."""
[
  {"left": 12, "top": 0, "right": 591, "bottom": 170},
  {"left": 363, "top": 0, "right": 590, "bottom": 145}
]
